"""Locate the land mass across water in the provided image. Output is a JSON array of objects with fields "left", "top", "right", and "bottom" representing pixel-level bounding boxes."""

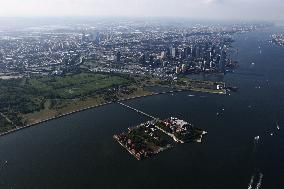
[{"left": 0, "top": 70, "right": 228, "bottom": 136}]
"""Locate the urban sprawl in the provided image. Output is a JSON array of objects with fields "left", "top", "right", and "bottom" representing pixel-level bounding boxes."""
[{"left": 0, "top": 21, "right": 267, "bottom": 79}]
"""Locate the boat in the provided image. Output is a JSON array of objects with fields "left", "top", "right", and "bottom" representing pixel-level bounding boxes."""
[
  {"left": 254, "top": 136, "right": 260, "bottom": 141},
  {"left": 276, "top": 121, "right": 280, "bottom": 130}
]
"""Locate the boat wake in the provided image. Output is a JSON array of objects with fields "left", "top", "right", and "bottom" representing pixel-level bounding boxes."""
[
  {"left": 276, "top": 121, "right": 280, "bottom": 130},
  {"left": 256, "top": 172, "right": 263, "bottom": 189},
  {"left": 248, "top": 174, "right": 255, "bottom": 189},
  {"left": 187, "top": 94, "right": 195, "bottom": 97},
  {"left": 248, "top": 172, "right": 263, "bottom": 189},
  {"left": 254, "top": 136, "right": 260, "bottom": 144},
  {"left": 248, "top": 120, "right": 280, "bottom": 189}
]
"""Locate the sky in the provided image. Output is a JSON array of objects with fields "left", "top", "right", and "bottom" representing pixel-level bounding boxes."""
[{"left": 0, "top": 0, "right": 283, "bottom": 21}]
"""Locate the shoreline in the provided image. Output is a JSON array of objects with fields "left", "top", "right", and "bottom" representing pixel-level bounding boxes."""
[
  {"left": 113, "top": 135, "right": 142, "bottom": 160},
  {"left": 0, "top": 88, "right": 226, "bottom": 138}
]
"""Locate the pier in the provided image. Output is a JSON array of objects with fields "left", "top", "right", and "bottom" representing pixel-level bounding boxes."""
[{"left": 117, "top": 102, "right": 157, "bottom": 119}]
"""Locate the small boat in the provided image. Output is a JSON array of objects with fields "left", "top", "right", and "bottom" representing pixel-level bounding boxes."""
[
  {"left": 276, "top": 121, "right": 280, "bottom": 130},
  {"left": 187, "top": 94, "right": 195, "bottom": 97},
  {"left": 254, "top": 136, "right": 260, "bottom": 141}
]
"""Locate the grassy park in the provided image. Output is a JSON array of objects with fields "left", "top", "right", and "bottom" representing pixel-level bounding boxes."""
[
  {"left": 0, "top": 71, "right": 225, "bottom": 134},
  {"left": 0, "top": 72, "right": 145, "bottom": 131}
]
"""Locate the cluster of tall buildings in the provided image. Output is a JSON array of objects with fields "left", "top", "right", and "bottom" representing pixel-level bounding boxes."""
[
  {"left": 137, "top": 43, "right": 228, "bottom": 74},
  {"left": 0, "top": 20, "right": 251, "bottom": 78}
]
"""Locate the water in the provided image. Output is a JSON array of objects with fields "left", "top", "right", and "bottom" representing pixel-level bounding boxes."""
[{"left": 1, "top": 27, "right": 284, "bottom": 189}]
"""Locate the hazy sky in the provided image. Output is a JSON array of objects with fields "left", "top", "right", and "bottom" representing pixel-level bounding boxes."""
[{"left": 0, "top": 0, "right": 283, "bottom": 20}]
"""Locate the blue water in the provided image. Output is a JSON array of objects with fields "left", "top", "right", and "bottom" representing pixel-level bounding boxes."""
[{"left": 0, "top": 27, "right": 284, "bottom": 189}]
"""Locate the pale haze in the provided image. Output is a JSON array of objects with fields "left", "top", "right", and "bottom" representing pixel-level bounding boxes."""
[{"left": 0, "top": 0, "right": 283, "bottom": 20}]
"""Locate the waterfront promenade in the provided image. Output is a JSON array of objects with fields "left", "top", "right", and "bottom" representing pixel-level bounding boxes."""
[
  {"left": 0, "top": 85, "right": 226, "bottom": 138},
  {"left": 0, "top": 89, "right": 185, "bottom": 137}
]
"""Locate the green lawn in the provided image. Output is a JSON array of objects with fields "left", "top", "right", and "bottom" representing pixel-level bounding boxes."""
[
  {"left": 27, "top": 73, "right": 131, "bottom": 99},
  {"left": 0, "top": 72, "right": 132, "bottom": 127}
]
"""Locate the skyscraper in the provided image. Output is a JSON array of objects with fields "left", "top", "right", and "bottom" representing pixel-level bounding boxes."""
[
  {"left": 170, "top": 47, "right": 176, "bottom": 58},
  {"left": 116, "top": 51, "right": 121, "bottom": 63},
  {"left": 219, "top": 49, "right": 226, "bottom": 73}
]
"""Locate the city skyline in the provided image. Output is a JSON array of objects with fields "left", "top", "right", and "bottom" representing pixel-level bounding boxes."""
[{"left": 0, "top": 0, "right": 283, "bottom": 21}]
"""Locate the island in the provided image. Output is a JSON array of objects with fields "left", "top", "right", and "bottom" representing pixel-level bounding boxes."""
[{"left": 114, "top": 117, "right": 207, "bottom": 160}]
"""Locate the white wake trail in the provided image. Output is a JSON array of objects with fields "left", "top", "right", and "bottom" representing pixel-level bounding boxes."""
[
  {"left": 255, "top": 173, "right": 263, "bottom": 189},
  {"left": 248, "top": 174, "right": 255, "bottom": 189}
]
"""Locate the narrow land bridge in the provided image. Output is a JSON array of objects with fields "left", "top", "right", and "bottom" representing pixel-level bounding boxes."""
[
  {"left": 117, "top": 102, "right": 184, "bottom": 143},
  {"left": 117, "top": 102, "right": 157, "bottom": 120}
]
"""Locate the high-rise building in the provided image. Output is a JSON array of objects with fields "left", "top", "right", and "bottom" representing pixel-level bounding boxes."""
[
  {"left": 160, "top": 51, "right": 166, "bottom": 59},
  {"left": 176, "top": 66, "right": 181, "bottom": 74},
  {"left": 162, "top": 61, "right": 168, "bottom": 67},
  {"left": 149, "top": 54, "right": 154, "bottom": 63},
  {"left": 116, "top": 51, "right": 121, "bottom": 63},
  {"left": 170, "top": 47, "right": 176, "bottom": 58},
  {"left": 184, "top": 47, "right": 191, "bottom": 58},
  {"left": 180, "top": 49, "right": 186, "bottom": 60},
  {"left": 139, "top": 54, "right": 146, "bottom": 65},
  {"left": 219, "top": 49, "right": 226, "bottom": 73},
  {"left": 181, "top": 64, "right": 187, "bottom": 72}
]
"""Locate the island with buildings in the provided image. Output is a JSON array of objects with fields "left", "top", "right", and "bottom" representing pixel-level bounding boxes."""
[{"left": 114, "top": 117, "right": 207, "bottom": 160}]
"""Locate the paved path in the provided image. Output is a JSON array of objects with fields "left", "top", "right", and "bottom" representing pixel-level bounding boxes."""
[{"left": 117, "top": 102, "right": 157, "bottom": 119}]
